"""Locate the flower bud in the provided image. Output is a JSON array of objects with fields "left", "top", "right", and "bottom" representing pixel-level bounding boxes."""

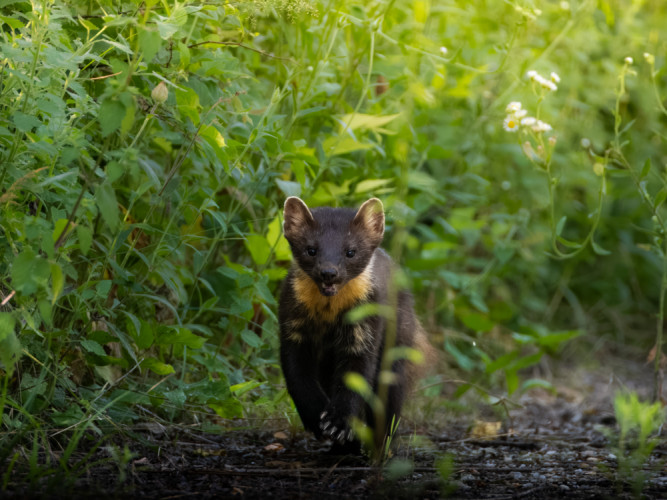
[
  {"left": 151, "top": 81, "right": 169, "bottom": 104},
  {"left": 593, "top": 163, "right": 605, "bottom": 176}
]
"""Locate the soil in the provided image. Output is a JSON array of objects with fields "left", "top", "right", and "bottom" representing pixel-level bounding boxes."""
[{"left": 4, "top": 357, "right": 667, "bottom": 499}]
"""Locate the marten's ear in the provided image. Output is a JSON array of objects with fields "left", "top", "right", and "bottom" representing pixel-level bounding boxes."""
[
  {"left": 352, "top": 198, "right": 385, "bottom": 247},
  {"left": 283, "top": 197, "right": 316, "bottom": 241}
]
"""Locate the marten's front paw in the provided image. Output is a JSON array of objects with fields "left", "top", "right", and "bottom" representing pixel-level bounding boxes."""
[{"left": 319, "top": 409, "right": 354, "bottom": 444}]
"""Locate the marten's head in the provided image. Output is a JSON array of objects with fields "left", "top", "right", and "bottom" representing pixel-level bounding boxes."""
[{"left": 283, "top": 197, "right": 384, "bottom": 297}]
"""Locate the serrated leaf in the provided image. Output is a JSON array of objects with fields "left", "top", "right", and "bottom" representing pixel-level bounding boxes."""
[
  {"left": 138, "top": 28, "right": 162, "bottom": 62},
  {"left": 98, "top": 98, "right": 125, "bottom": 137},
  {"left": 80, "top": 339, "right": 106, "bottom": 356},
  {"left": 12, "top": 111, "right": 41, "bottom": 132},
  {"left": 11, "top": 249, "right": 50, "bottom": 295},
  {"left": 95, "top": 180, "right": 120, "bottom": 232},
  {"left": 241, "top": 329, "right": 262, "bottom": 348},
  {"left": 77, "top": 224, "right": 92, "bottom": 256}
]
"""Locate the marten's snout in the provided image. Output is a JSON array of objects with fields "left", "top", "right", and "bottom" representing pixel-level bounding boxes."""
[{"left": 320, "top": 267, "right": 338, "bottom": 283}]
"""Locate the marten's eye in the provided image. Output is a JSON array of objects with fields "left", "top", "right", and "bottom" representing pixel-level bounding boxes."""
[
  {"left": 307, "top": 247, "right": 317, "bottom": 257},
  {"left": 346, "top": 249, "right": 356, "bottom": 258}
]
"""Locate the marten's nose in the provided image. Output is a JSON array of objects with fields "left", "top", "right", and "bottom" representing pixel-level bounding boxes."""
[{"left": 320, "top": 268, "right": 338, "bottom": 282}]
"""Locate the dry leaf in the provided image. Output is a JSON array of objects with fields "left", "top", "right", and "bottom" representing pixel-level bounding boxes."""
[
  {"left": 263, "top": 442, "right": 284, "bottom": 453},
  {"left": 469, "top": 420, "right": 501, "bottom": 440}
]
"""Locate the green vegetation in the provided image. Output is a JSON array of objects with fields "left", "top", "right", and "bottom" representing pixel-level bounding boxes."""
[
  {"left": 0, "top": 0, "right": 665, "bottom": 488},
  {"left": 604, "top": 391, "right": 665, "bottom": 495}
]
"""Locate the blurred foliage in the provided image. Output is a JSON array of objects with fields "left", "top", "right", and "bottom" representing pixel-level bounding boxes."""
[{"left": 0, "top": 0, "right": 666, "bottom": 477}]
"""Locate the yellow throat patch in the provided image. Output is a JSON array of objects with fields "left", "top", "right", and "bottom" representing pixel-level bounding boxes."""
[{"left": 292, "top": 258, "right": 374, "bottom": 324}]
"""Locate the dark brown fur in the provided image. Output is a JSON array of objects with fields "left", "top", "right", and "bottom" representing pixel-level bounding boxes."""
[{"left": 278, "top": 197, "right": 434, "bottom": 451}]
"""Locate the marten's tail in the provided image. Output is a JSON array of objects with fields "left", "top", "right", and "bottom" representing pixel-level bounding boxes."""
[{"left": 406, "top": 324, "right": 437, "bottom": 388}]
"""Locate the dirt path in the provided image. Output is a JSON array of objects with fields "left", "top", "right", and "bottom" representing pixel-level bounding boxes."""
[{"left": 4, "top": 359, "right": 667, "bottom": 499}]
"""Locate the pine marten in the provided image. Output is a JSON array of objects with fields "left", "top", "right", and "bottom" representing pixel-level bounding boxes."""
[{"left": 278, "top": 196, "right": 434, "bottom": 451}]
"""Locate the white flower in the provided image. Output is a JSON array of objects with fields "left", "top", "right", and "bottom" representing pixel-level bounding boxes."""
[
  {"left": 624, "top": 56, "right": 633, "bottom": 64},
  {"left": 550, "top": 72, "right": 561, "bottom": 83},
  {"left": 440, "top": 46, "right": 448, "bottom": 56},
  {"left": 532, "top": 120, "right": 552, "bottom": 133},
  {"left": 513, "top": 109, "right": 527, "bottom": 119},
  {"left": 503, "top": 115, "right": 520, "bottom": 132},
  {"left": 526, "top": 70, "right": 539, "bottom": 81},
  {"left": 581, "top": 138, "right": 591, "bottom": 148},
  {"left": 644, "top": 52, "right": 655, "bottom": 65},
  {"left": 536, "top": 76, "right": 557, "bottom": 91},
  {"left": 521, "top": 117, "right": 537, "bottom": 127},
  {"left": 505, "top": 101, "right": 522, "bottom": 113}
]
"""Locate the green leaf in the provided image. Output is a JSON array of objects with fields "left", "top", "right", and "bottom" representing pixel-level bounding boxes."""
[
  {"left": 244, "top": 233, "right": 271, "bottom": 266},
  {"left": 458, "top": 311, "right": 494, "bottom": 332},
  {"left": 241, "top": 329, "right": 262, "bottom": 348},
  {"left": 322, "top": 136, "right": 374, "bottom": 156},
  {"left": 485, "top": 350, "right": 519, "bottom": 374},
  {"left": 208, "top": 397, "right": 243, "bottom": 418},
  {"left": 80, "top": 339, "right": 107, "bottom": 357},
  {"left": 12, "top": 111, "right": 41, "bottom": 132},
  {"left": 175, "top": 86, "right": 201, "bottom": 125},
  {"left": 354, "top": 178, "right": 393, "bottom": 194},
  {"left": 156, "top": 326, "right": 206, "bottom": 349},
  {"left": 230, "top": 380, "right": 262, "bottom": 396},
  {"left": 344, "top": 372, "right": 373, "bottom": 400},
  {"left": 77, "top": 224, "right": 92, "bottom": 256},
  {"left": 50, "top": 262, "right": 63, "bottom": 304},
  {"left": 98, "top": 98, "right": 125, "bottom": 137},
  {"left": 535, "top": 329, "right": 581, "bottom": 349},
  {"left": 555, "top": 216, "right": 567, "bottom": 236},
  {"left": 276, "top": 179, "right": 301, "bottom": 197},
  {"left": 266, "top": 216, "right": 291, "bottom": 261},
  {"left": 11, "top": 249, "right": 50, "bottom": 295},
  {"left": 505, "top": 369, "right": 519, "bottom": 395},
  {"left": 640, "top": 158, "right": 652, "bottom": 179},
  {"left": 0, "top": 313, "right": 21, "bottom": 375},
  {"left": 654, "top": 186, "right": 667, "bottom": 209},
  {"left": 142, "top": 357, "right": 175, "bottom": 375},
  {"left": 138, "top": 28, "right": 162, "bottom": 62},
  {"left": 164, "top": 388, "right": 186, "bottom": 406},
  {"left": 556, "top": 236, "right": 583, "bottom": 249},
  {"left": 591, "top": 240, "right": 611, "bottom": 256},
  {"left": 339, "top": 113, "right": 401, "bottom": 132},
  {"left": 521, "top": 378, "right": 555, "bottom": 393},
  {"left": 95, "top": 180, "right": 120, "bottom": 231}
]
